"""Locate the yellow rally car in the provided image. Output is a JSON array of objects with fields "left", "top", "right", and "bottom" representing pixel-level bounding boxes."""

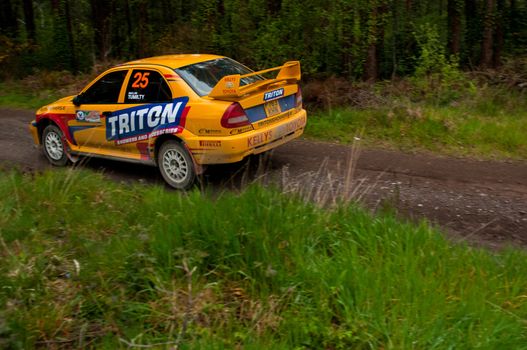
[{"left": 29, "top": 54, "right": 307, "bottom": 189}]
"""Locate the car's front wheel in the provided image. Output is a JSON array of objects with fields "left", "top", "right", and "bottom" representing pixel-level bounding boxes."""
[
  {"left": 42, "top": 124, "right": 69, "bottom": 166},
  {"left": 158, "top": 140, "right": 196, "bottom": 190}
]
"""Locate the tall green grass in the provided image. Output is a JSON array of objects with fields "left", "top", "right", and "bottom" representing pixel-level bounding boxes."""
[{"left": 1, "top": 169, "right": 527, "bottom": 349}]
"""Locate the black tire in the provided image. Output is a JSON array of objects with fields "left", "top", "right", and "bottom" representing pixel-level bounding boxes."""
[
  {"left": 42, "top": 124, "right": 69, "bottom": 166},
  {"left": 158, "top": 140, "right": 196, "bottom": 190}
]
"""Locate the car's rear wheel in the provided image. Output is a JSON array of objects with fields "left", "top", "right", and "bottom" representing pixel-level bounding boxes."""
[
  {"left": 158, "top": 140, "right": 196, "bottom": 190},
  {"left": 42, "top": 124, "right": 69, "bottom": 166}
]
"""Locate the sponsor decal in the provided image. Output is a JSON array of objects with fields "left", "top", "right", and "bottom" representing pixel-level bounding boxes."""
[
  {"left": 274, "top": 115, "right": 307, "bottom": 138},
  {"left": 248, "top": 130, "right": 273, "bottom": 147},
  {"left": 76, "top": 110, "right": 101, "bottom": 123},
  {"left": 115, "top": 127, "right": 180, "bottom": 145},
  {"left": 246, "top": 115, "right": 305, "bottom": 149},
  {"left": 199, "top": 140, "right": 221, "bottom": 148},
  {"left": 163, "top": 73, "right": 181, "bottom": 81},
  {"left": 229, "top": 125, "right": 253, "bottom": 135},
  {"left": 198, "top": 128, "right": 222, "bottom": 135},
  {"left": 127, "top": 91, "right": 145, "bottom": 101},
  {"left": 51, "top": 106, "right": 66, "bottom": 111},
  {"left": 105, "top": 97, "right": 189, "bottom": 142},
  {"left": 222, "top": 76, "right": 238, "bottom": 93},
  {"left": 263, "top": 88, "right": 284, "bottom": 102},
  {"left": 257, "top": 110, "right": 294, "bottom": 128}
]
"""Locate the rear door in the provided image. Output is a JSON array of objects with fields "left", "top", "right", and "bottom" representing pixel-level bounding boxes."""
[{"left": 106, "top": 68, "right": 177, "bottom": 156}]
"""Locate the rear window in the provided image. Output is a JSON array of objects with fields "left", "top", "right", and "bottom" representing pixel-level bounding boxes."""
[
  {"left": 124, "top": 69, "right": 172, "bottom": 103},
  {"left": 176, "top": 58, "right": 264, "bottom": 96}
]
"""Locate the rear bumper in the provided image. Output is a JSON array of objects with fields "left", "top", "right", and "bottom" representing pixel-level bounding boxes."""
[{"left": 186, "top": 109, "right": 307, "bottom": 164}]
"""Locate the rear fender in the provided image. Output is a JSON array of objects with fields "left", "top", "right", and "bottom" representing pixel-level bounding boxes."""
[{"left": 151, "top": 133, "right": 204, "bottom": 175}]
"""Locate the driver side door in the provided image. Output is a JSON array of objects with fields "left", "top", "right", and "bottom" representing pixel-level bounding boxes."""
[{"left": 70, "top": 69, "right": 129, "bottom": 154}]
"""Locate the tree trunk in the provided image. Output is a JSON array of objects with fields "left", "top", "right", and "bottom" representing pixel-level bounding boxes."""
[
  {"left": 364, "top": 1, "right": 388, "bottom": 81},
  {"left": 391, "top": 0, "right": 398, "bottom": 78},
  {"left": 377, "top": 2, "right": 388, "bottom": 78},
  {"left": 267, "top": 0, "right": 281, "bottom": 16},
  {"left": 480, "top": 0, "right": 495, "bottom": 68},
  {"left": 464, "top": 0, "right": 478, "bottom": 66},
  {"left": 125, "top": 0, "right": 134, "bottom": 57},
  {"left": 0, "top": 0, "right": 18, "bottom": 37},
  {"left": 447, "top": 0, "right": 462, "bottom": 56},
  {"left": 363, "top": 5, "right": 378, "bottom": 81},
  {"left": 50, "top": 0, "right": 59, "bottom": 11},
  {"left": 405, "top": 0, "right": 412, "bottom": 12},
  {"left": 137, "top": 0, "right": 149, "bottom": 57},
  {"left": 162, "top": 0, "right": 173, "bottom": 25},
  {"left": 22, "top": 0, "right": 36, "bottom": 42},
  {"left": 493, "top": 0, "right": 504, "bottom": 67},
  {"left": 90, "top": 0, "right": 111, "bottom": 60},
  {"left": 364, "top": 45, "right": 378, "bottom": 82},
  {"left": 64, "top": 0, "right": 77, "bottom": 71},
  {"left": 509, "top": 0, "right": 518, "bottom": 37}
]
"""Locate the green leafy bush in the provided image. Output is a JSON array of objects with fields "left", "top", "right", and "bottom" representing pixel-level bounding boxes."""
[{"left": 412, "top": 23, "right": 466, "bottom": 105}]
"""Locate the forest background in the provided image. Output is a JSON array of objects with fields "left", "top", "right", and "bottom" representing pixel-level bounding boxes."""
[
  {"left": 1, "top": 0, "right": 527, "bottom": 158},
  {"left": 1, "top": 0, "right": 526, "bottom": 80}
]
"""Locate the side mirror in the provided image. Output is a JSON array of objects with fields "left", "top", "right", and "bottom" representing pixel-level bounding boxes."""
[{"left": 72, "top": 94, "right": 83, "bottom": 106}]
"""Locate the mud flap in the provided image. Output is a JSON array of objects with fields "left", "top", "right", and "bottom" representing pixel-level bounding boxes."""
[
  {"left": 183, "top": 143, "right": 205, "bottom": 175},
  {"left": 66, "top": 151, "right": 79, "bottom": 163},
  {"left": 62, "top": 135, "right": 79, "bottom": 163}
]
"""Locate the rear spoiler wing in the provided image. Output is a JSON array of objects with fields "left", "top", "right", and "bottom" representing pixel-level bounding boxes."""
[{"left": 208, "top": 61, "right": 301, "bottom": 99}]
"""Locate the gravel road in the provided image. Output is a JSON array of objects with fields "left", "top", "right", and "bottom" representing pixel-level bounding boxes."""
[{"left": 2, "top": 108, "right": 526, "bottom": 249}]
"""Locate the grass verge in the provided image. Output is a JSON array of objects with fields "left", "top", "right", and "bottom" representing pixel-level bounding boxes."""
[
  {"left": 1, "top": 169, "right": 526, "bottom": 349},
  {"left": 0, "top": 70, "right": 94, "bottom": 110},
  {"left": 0, "top": 81, "right": 61, "bottom": 110},
  {"left": 305, "top": 83, "right": 527, "bottom": 159}
]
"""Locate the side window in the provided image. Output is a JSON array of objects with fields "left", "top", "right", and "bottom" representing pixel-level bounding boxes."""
[
  {"left": 82, "top": 70, "right": 127, "bottom": 104},
  {"left": 125, "top": 70, "right": 173, "bottom": 103}
]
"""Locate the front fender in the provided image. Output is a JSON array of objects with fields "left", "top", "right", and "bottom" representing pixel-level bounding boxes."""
[{"left": 35, "top": 113, "right": 77, "bottom": 145}]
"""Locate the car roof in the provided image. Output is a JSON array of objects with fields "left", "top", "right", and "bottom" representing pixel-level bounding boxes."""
[{"left": 121, "top": 54, "right": 225, "bottom": 69}]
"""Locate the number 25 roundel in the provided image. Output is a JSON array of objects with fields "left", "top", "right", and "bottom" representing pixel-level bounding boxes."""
[{"left": 132, "top": 72, "right": 150, "bottom": 88}]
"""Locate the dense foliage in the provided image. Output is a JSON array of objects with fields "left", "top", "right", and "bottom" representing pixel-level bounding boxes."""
[
  {"left": 1, "top": 0, "right": 526, "bottom": 79},
  {"left": 1, "top": 169, "right": 527, "bottom": 348}
]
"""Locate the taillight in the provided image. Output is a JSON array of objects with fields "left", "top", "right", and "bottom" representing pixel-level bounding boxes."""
[
  {"left": 296, "top": 86, "right": 303, "bottom": 108},
  {"left": 221, "top": 103, "right": 251, "bottom": 128}
]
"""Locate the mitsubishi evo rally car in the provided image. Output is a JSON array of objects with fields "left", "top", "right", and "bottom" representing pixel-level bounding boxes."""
[{"left": 29, "top": 55, "right": 307, "bottom": 189}]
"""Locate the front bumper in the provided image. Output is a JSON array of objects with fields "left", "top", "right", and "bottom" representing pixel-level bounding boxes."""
[{"left": 186, "top": 109, "right": 307, "bottom": 164}]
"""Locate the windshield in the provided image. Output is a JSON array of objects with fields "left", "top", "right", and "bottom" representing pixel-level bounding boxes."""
[{"left": 175, "top": 58, "right": 264, "bottom": 96}]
